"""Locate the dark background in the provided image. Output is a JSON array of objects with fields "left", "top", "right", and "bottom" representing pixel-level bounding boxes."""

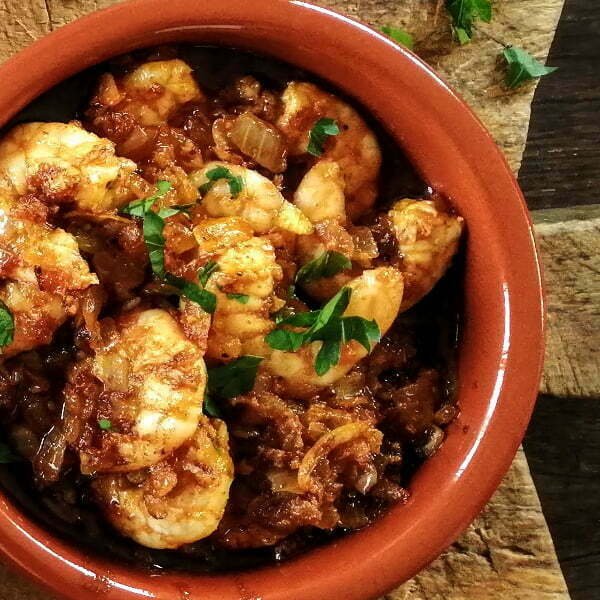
[{"left": 519, "top": 2, "right": 600, "bottom": 599}]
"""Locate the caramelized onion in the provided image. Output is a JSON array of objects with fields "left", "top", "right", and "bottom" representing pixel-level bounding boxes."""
[
  {"left": 298, "top": 423, "right": 382, "bottom": 491},
  {"left": 229, "top": 112, "right": 287, "bottom": 173}
]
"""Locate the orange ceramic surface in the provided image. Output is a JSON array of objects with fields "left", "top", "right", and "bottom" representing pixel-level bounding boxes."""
[{"left": 0, "top": 1, "right": 544, "bottom": 599}]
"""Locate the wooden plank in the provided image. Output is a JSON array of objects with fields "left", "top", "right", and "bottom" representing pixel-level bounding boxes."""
[
  {"left": 519, "top": 0, "right": 600, "bottom": 210},
  {"left": 524, "top": 396, "right": 600, "bottom": 600},
  {"left": 533, "top": 205, "right": 600, "bottom": 398}
]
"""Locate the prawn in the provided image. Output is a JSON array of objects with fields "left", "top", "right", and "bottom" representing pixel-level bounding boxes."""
[
  {"left": 91, "top": 417, "right": 233, "bottom": 549},
  {"left": 0, "top": 196, "right": 98, "bottom": 357},
  {"left": 193, "top": 217, "right": 283, "bottom": 360},
  {"left": 277, "top": 82, "right": 382, "bottom": 220},
  {"left": 87, "top": 59, "right": 205, "bottom": 202},
  {"left": 64, "top": 308, "right": 207, "bottom": 474},
  {"left": 0, "top": 122, "right": 138, "bottom": 213},
  {"left": 264, "top": 267, "right": 404, "bottom": 390},
  {"left": 191, "top": 162, "right": 313, "bottom": 235},
  {"left": 389, "top": 199, "right": 464, "bottom": 311}
]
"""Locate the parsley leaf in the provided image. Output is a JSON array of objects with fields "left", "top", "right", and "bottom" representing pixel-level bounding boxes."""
[
  {"left": 98, "top": 418, "right": 112, "bottom": 431},
  {"left": 203, "top": 390, "right": 222, "bottom": 418},
  {"left": 120, "top": 180, "right": 172, "bottom": 217},
  {"left": 166, "top": 274, "right": 217, "bottom": 314},
  {"left": 307, "top": 118, "right": 340, "bottom": 157},
  {"left": 198, "top": 261, "right": 220, "bottom": 288},
  {"left": 264, "top": 287, "right": 381, "bottom": 375},
  {"left": 207, "top": 356, "right": 263, "bottom": 400},
  {"left": 143, "top": 210, "right": 167, "bottom": 278},
  {"left": 0, "top": 441, "right": 20, "bottom": 463},
  {"left": 381, "top": 26, "right": 414, "bottom": 50},
  {"left": 199, "top": 166, "right": 244, "bottom": 198},
  {"left": 0, "top": 301, "right": 14, "bottom": 348},
  {"left": 503, "top": 46, "right": 558, "bottom": 89},
  {"left": 225, "top": 292, "right": 250, "bottom": 304},
  {"left": 295, "top": 251, "right": 352, "bottom": 285},
  {"left": 445, "top": 0, "right": 492, "bottom": 44}
]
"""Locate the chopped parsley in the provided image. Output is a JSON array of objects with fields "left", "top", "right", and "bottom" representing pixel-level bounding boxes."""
[
  {"left": 143, "top": 210, "right": 167, "bottom": 278},
  {"left": 0, "top": 301, "right": 14, "bottom": 348},
  {"left": 98, "top": 418, "right": 112, "bottom": 431},
  {"left": 307, "top": 118, "right": 340, "bottom": 157},
  {"left": 503, "top": 46, "right": 558, "bottom": 88},
  {"left": 166, "top": 274, "right": 217, "bottom": 314},
  {"left": 445, "top": 0, "right": 492, "bottom": 45},
  {"left": 199, "top": 166, "right": 244, "bottom": 198},
  {"left": 120, "top": 180, "right": 172, "bottom": 217},
  {"left": 381, "top": 25, "right": 414, "bottom": 50},
  {"left": 295, "top": 251, "right": 351, "bottom": 285},
  {"left": 265, "top": 287, "right": 381, "bottom": 376},
  {"left": 198, "top": 261, "right": 220, "bottom": 288},
  {"left": 225, "top": 292, "right": 250, "bottom": 304},
  {"left": 207, "top": 356, "right": 263, "bottom": 407}
]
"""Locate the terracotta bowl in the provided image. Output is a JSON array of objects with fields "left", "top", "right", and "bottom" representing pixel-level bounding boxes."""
[{"left": 0, "top": 1, "right": 544, "bottom": 598}]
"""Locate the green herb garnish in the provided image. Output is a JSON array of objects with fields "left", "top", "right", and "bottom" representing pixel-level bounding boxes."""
[
  {"left": 295, "top": 251, "right": 351, "bottom": 285},
  {"left": 199, "top": 166, "right": 244, "bottom": 198},
  {"left": 120, "top": 180, "right": 172, "bottom": 217},
  {"left": 207, "top": 356, "right": 263, "bottom": 401},
  {"left": 142, "top": 210, "right": 167, "bottom": 278},
  {"left": 381, "top": 26, "right": 414, "bottom": 50},
  {"left": 98, "top": 418, "right": 112, "bottom": 431},
  {"left": 503, "top": 46, "right": 558, "bottom": 89},
  {"left": 265, "top": 287, "right": 381, "bottom": 376},
  {"left": 307, "top": 118, "right": 340, "bottom": 157},
  {"left": 445, "top": 0, "right": 492, "bottom": 44},
  {"left": 198, "top": 261, "right": 220, "bottom": 288},
  {"left": 166, "top": 274, "right": 217, "bottom": 314},
  {"left": 0, "top": 301, "right": 14, "bottom": 348},
  {"left": 225, "top": 292, "right": 250, "bottom": 304}
]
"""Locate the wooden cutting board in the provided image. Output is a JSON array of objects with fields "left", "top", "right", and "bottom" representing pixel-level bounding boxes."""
[{"left": 1, "top": 1, "right": 590, "bottom": 598}]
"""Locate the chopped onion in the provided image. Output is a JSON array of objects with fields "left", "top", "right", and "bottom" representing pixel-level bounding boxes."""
[
  {"left": 298, "top": 422, "right": 382, "bottom": 491},
  {"left": 229, "top": 112, "right": 287, "bottom": 173},
  {"left": 351, "top": 226, "right": 379, "bottom": 261}
]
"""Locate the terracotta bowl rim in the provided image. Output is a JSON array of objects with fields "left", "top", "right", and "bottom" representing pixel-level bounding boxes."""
[{"left": 0, "top": 1, "right": 544, "bottom": 599}]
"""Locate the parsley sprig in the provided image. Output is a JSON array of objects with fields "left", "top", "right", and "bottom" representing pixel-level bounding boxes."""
[
  {"left": 199, "top": 166, "right": 244, "bottom": 198},
  {"left": 265, "top": 287, "right": 380, "bottom": 376},
  {"left": 446, "top": 0, "right": 492, "bottom": 45},
  {"left": 0, "top": 301, "right": 14, "bottom": 349},
  {"left": 503, "top": 46, "right": 558, "bottom": 89},
  {"left": 307, "top": 118, "right": 340, "bottom": 157}
]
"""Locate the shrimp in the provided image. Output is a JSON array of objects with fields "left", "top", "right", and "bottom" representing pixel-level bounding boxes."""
[
  {"left": 277, "top": 82, "right": 382, "bottom": 219},
  {"left": 193, "top": 217, "right": 283, "bottom": 360},
  {"left": 0, "top": 122, "right": 138, "bottom": 213},
  {"left": 0, "top": 282, "right": 67, "bottom": 358},
  {"left": 91, "top": 417, "right": 233, "bottom": 549},
  {"left": 64, "top": 308, "right": 207, "bottom": 474},
  {"left": 191, "top": 162, "right": 313, "bottom": 235},
  {"left": 94, "top": 59, "right": 205, "bottom": 128},
  {"left": 87, "top": 59, "right": 205, "bottom": 203},
  {"left": 0, "top": 196, "right": 98, "bottom": 357},
  {"left": 264, "top": 267, "right": 404, "bottom": 390},
  {"left": 389, "top": 199, "right": 464, "bottom": 311},
  {"left": 293, "top": 159, "right": 347, "bottom": 224}
]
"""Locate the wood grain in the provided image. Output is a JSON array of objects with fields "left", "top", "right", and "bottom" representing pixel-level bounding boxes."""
[
  {"left": 0, "top": 1, "right": 573, "bottom": 599},
  {"left": 519, "top": 0, "right": 600, "bottom": 210},
  {"left": 524, "top": 396, "right": 600, "bottom": 600},
  {"left": 533, "top": 205, "right": 600, "bottom": 398}
]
